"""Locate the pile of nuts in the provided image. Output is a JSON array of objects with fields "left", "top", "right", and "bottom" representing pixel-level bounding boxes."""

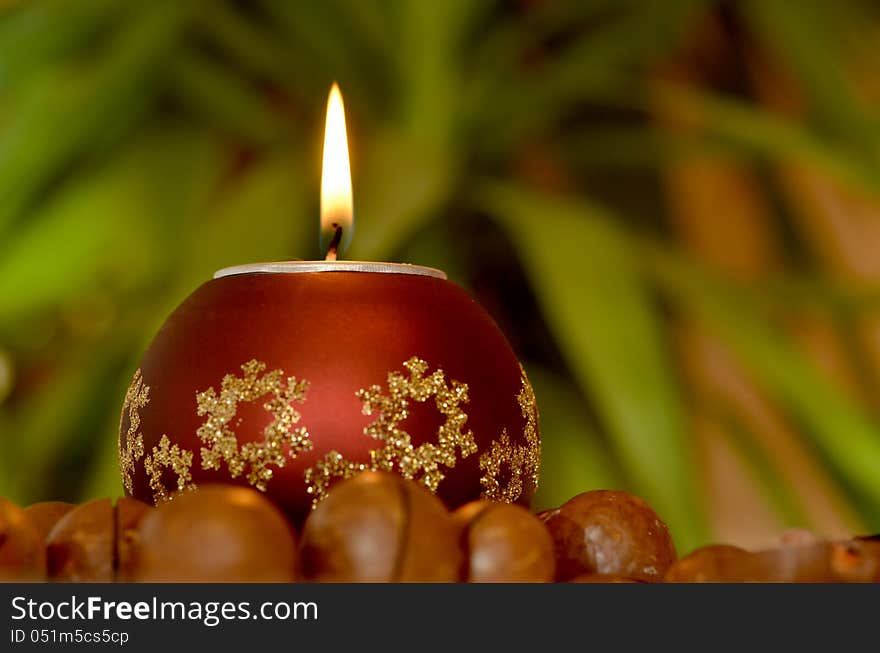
[{"left": 1, "top": 471, "right": 878, "bottom": 582}]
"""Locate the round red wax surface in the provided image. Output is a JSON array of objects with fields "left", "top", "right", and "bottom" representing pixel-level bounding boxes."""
[{"left": 119, "top": 268, "right": 539, "bottom": 523}]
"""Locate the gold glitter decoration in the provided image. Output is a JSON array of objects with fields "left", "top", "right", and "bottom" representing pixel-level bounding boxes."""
[
  {"left": 479, "top": 366, "right": 541, "bottom": 503},
  {"left": 119, "top": 370, "right": 148, "bottom": 494},
  {"left": 304, "top": 357, "right": 476, "bottom": 507},
  {"left": 144, "top": 435, "right": 196, "bottom": 504},
  {"left": 196, "top": 360, "right": 311, "bottom": 491},
  {"left": 303, "top": 453, "right": 368, "bottom": 508}
]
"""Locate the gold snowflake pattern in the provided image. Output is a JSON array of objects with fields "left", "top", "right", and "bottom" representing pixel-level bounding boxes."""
[
  {"left": 479, "top": 365, "right": 541, "bottom": 502},
  {"left": 119, "top": 370, "right": 148, "bottom": 494},
  {"left": 144, "top": 435, "right": 197, "bottom": 504},
  {"left": 304, "top": 357, "right": 476, "bottom": 507},
  {"left": 196, "top": 360, "right": 311, "bottom": 491},
  {"left": 303, "top": 453, "right": 368, "bottom": 508}
]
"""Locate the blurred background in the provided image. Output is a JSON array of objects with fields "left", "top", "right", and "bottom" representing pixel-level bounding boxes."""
[{"left": 2, "top": 0, "right": 880, "bottom": 552}]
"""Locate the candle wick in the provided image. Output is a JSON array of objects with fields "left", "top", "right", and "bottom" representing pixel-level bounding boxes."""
[{"left": 325, "top": 224, "right": 343, "bottom": 261}]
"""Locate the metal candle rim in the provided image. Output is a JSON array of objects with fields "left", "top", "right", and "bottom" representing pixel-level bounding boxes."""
[{"left": 213, "top": 261, "right": 447, "bottom": 280}]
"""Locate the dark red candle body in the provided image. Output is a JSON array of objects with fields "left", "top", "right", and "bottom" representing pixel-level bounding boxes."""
[{"left": 119, "top": 266, "right": 539, "bottom": 523}]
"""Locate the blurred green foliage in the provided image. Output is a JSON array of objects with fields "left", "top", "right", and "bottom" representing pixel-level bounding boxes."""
[{"left": 3, "top": 0, "right": 880, "bottom": 552}]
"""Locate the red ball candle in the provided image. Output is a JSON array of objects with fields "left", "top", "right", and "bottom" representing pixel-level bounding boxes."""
[{"left": 118, "top": 85, "right": 540, "bottom": 523}]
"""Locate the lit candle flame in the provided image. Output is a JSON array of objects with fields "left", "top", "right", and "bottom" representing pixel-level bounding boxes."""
[{"left": 321, "top": 82, "right": 353, "bottom": 259}]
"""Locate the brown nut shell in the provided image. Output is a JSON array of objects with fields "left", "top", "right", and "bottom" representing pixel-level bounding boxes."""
[
  {"left": 46, "top": 497, "right": 151, "bottom": 582},
  {"left": 115, "top": 497, "right": 151, "bottom": 582},
  {"left": 0, "top": 497, "right": 45, "bottom": 581},
  {"left": 758, "top": 538, "right": 880, "bottom": 582},
  {"left": 132, "top": 485, "right": 296, "bottom": 582},
  {"left": 544, "top": 490, "right": 676, "bottom": 582},
  {"left": 829, "top": 539, "right": 880, "bottom": 582},
  {"left": 24, "top": 502, "right": 75, "bottom": 542},
  {"left": 534, "top": 509, "right": 554, "bottom": 523},
  {"left": 666, "top": 540, "right": 880, "bottom": 583},
  {"left": 300, "top": 471, "right": 462, "bottom": 582},
  {"left": 47, "top": 498, "right": 114, "bottom": 582},
  {"left": 568, "top": 574, "right": 640, "bottom": 583},
  {"left": 455, "top": 500, "right": 554, "bottom": 582},
  {"left": 664, "top": 545, "right": 755, "bottom": 582}
]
